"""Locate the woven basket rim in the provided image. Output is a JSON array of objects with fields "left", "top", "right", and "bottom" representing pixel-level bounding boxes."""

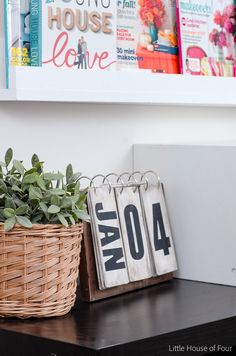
[
  {"left": 0, "top": 222, "right": 83, "bottom": 228},
  {"left": 0, "top": 222, "right": 84, "bottom": 235}
]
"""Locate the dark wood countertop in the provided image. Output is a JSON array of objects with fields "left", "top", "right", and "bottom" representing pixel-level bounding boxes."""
[{"left": 0, "top": 279, "right": 236, "bottom": 355}]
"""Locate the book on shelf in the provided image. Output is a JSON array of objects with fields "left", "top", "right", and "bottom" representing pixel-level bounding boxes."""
[
  {"left": 176, "top": 0, "right": 236, "bottom": 76},
  {"left": 4, "top": 0, "right": 31, "bottom": 88},
  {"left": 30, "top": 0, "right": 41, "bottom": 67},
  {"left": 30, "top": 0, "right": 117, "bottom": 71}
]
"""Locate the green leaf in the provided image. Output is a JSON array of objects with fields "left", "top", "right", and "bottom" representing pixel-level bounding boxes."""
[
  {"left": 5, "top": 148, "right": 13, "bottom": 167},
  {"left": 8, "top": 175, "right": 21, "bottom": 186},
  {"left": 25, "top": 167, "right": 37, "bottom": 175},
  {"left": 77, "top": 191, "right": 87, "bottom": 208},
  {"left": 12, "top": 184, "right": 23, "bottom": 193},
  {"left": 0, "top": 209, "right": 5, "bottom": 221},
  {"left": 23, "top": 173, "right": 39, "bottom": 184},
  {"left": 57, "top": 213, "right": 69, "bottom": 227},
  {"left": 4, "top": 216, "right": 16, "bottom": 231},
  {"left": 36, "top": 176, "right": 46, "bottom": 191},
  {"left": 49, "top": 188, "right": 65, "bottom": 196},
  {"left": 66, "top": 182, "right": 76, "bottom": 193},
  {"left": 31, "top": 153, "right": 40, "bottom": 167},
  {"left": 15, "top": 205, "right": 28, "bottom": 215},
  {"left": 5, "top": 197, "right": 16, "bottom": 210},
  {"left": 51, "top": 195, "right": 60, "bottom": 206},
  {"left": 48, "top": 205, "right": 60, "bottom": 214},
  {"left": 66, "top": 164, "right": 73, "bottom": 184},
  {"left": 31, "top": 213, "right": 44, "bottom": 224},
  {"left": 16, "top": 216, "right": 32, "bottom": 228},
  {"left": 74, "top": 209, "right": 90, "bottom": 222},
  {"left": 68, "top": 214, "right": 75, "bottom": 225},
  {"left": 70, "top": 194, "right": 79, "bottom": 203},
  {"left": 39, "top": 202, "right": 50, "bottom": 221},
  {"left": 35, "top": 161, "right": 44, "bottom": 172},
  {"left": 61, "top": 196, "right": 73, "bottom": 209},
  {"left": 39, "top": 202, "right": 48, "bottom": 213},
  {"left": 29, "top": 186, "right": 43, "bottom": 200},
  {"left": 43, "top": 173, "right": 64, "bottom": 181},
  {"left": 13, "top": 197, "right": 25, "bottom": 207},
  {"left": 9, "top": 165, "right": 16, "bottom": 175},
  {"left": 0, "top": 179, "right": 8, "bottom": 193},
  {"left": 74, "top": 181, "right": 81, "bottom": 195},
  {"left": 13, "top": 160, "right": 25, "bottom": 176},
  {"left": 3, "top": 208, "right": 15, "bottom": 218}
]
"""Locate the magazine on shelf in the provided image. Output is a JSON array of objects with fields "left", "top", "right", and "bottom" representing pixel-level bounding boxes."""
[
  {"left": 4, "top": 0, "right": 31, "bottom": 87},
  {"left": 117, "top": 0, "right": 179, "bottom": 74},
  {"left": 30, "top": 0, "right": 117, "bottom": 71},
  {"left": 117, "top": 0, "right": 142, "bottom": 70},
  {"left": 176, "top": 0, "right": 236, "bottom": 76}
]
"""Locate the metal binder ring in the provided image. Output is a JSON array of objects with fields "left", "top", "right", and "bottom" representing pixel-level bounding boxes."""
[
  {"left": 117, "top": 172, "right": 130, "bottom": 194},
  {"left": 141, "top": 171, "right": 161, "bottom": 189},
  {"left": 103, "top": 173, "right": 120, "bottom": 186},
  {"left": 128, "top": 171, "right": 143, "bottom": 192},
  {"left": 90, "top": 174, "right": 112, "bottom": 193},
  {"left": 78, "top": 176, "right": 93, "bottom": 189},
  {"left": 140, "top": 174, "right": 149, "bottom": 191}
]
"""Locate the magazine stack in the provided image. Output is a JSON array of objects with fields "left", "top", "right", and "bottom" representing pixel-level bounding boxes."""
[{"left": 2, "top": 0, "right": 236, "bottom": 88}]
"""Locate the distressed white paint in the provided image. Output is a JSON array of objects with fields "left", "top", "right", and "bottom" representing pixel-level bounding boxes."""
[
  {"left": 115, "top": 186, "right": 153, "bottom": 282},
  {"left": 87, "top": 193, "right": 105, "bottom": 289},
  {"left": 140, "top": 184, "right": 177, "bottom": 275},
  {"left": 88, "top": 186, "right": 129, "bottom": 290}
]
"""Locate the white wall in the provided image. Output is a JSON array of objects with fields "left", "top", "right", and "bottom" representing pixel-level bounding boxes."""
[
  {"left": 1, "top": 2, "right": 236, "bottom": 175},
  {"left": 0, "top": 0, "right": 6, "bottom": 89},
  {"left": 0, "top": 103, "right": 236, "bottom": 179}
]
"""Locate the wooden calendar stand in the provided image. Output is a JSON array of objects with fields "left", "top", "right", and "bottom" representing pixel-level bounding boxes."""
[{"left": 79, "top": 223, "right": 173, "bottom": 302}]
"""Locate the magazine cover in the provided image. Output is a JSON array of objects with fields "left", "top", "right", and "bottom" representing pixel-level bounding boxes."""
[
  {"left": 32, "top": 0, "right": 117, "bottom": 71},
  {"left": 177, "top": 0, "right": 236, "bottom": 76},
  {"left": 4, "top": 0, "right": 31, "bottom": 87},
  {"left": 117, "top": 0, "right": 143, "bottom": 70},
  {"left": 117, "top": 0, "right": 179, "bottom": 73}
]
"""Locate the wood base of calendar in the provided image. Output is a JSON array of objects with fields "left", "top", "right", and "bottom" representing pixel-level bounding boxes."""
[{"left": 79, "top": 223, "right": 173, "bottom": 302}]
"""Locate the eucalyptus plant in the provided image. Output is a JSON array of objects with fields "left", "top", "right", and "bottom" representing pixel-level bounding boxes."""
[{"left": 0, "top": 148, "right": 89, "bottom": 231}]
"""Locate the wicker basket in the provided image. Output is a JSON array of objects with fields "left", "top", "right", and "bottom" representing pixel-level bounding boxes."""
[{"left": 0, "top": 222, "right": 83, "bottom": 318}]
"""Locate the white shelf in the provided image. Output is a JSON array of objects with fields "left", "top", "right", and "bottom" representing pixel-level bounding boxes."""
[
  {"left": 0, "top": 67, "right": 236, "bottom": 106},
  {"left": 0, "top": 89, "right": 16, "bottom": 101}
]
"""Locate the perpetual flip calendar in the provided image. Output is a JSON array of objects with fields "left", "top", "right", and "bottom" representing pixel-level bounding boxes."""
[{"left": 87, "top": 173, "right": 177, "bottom": 290}]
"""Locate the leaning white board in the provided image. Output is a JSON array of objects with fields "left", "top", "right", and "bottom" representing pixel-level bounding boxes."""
[{"left": 133, "top": 144, "right": 236, "bottom": 286}]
